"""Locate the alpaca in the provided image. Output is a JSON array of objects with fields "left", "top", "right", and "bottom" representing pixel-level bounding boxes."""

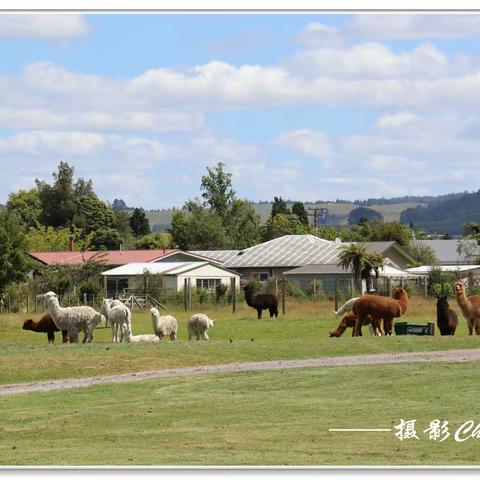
[
  {"left": 454, "top": 281, "right": 480, "bottom": 335},
  {"left": 22, "top": 314, "right": 68, "bottom": 344},
  {"left": 334, "top": 297, "right": 359, "bottom": 317},
  {"left": 101, "top": 298, "right": 132, "bottom": 343},
  {"left": 436, "top": 295, "right": 458, "bottom": 336},
  {"left": 42, "top": 291, "right": 104, "bottom": 343},
  {"left": 352, "top": 287, "right": 408, "bottom": 337},
  {"left": 330, "top": 312, "right": 363, "bottom": 337},
  {"left": 102, "top": 298, "right": 123, "bottom": 327},
  {"left": 243, "top": 284, "right": 278, "bottom": 319},
  {"left": 150, "top": 308, "right": 177, "bottom": 341},
  {"left": 126, "top": 333, "right": 160, "bottom": 343},
  {"left": 188, "top": 313, "right": 214, "bottom": 341}
]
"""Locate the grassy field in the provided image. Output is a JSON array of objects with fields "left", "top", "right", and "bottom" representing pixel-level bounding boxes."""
[
  {"left": 1, "top": 298, "right": 480, "bottom": 385},
  {"left": 1, "top": 361, "right": 480, "bottom": 466}
]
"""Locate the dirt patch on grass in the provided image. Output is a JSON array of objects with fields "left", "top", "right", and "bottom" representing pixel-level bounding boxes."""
[{"left": 2, "top": 348, "right": 480, "bottom": 396}]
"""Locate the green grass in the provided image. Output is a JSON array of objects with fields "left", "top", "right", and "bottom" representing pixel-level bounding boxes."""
[
  {"left": 2, "top": 299, "right": 480, "bottom": 385},
  {"left": 1, "top": 361, "right": 479, "bottom": 466}
]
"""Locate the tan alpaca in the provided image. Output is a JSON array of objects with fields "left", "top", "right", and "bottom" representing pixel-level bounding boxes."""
[{"left": 454, "top": 281, "right": 480, "bottom": 335}]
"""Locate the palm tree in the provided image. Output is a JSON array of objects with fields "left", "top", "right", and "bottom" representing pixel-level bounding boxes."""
[{"left": 337, "top": 244, "right": 385, "bottom": 293}]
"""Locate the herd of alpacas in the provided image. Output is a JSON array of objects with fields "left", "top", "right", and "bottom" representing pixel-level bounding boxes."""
[
  {"left": 22, "top": 291, "right": 214, "bottom": 344},
  {"left": 329, "top": 281, "right": 480, "bottom": 338},
  {"left": 20, "top": 280, "right": 480, "bottom": 343}
]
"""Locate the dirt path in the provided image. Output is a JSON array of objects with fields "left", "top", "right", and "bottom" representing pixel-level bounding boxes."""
[{"left": 2, "top": 348, "right": 480, "bottom": 397}]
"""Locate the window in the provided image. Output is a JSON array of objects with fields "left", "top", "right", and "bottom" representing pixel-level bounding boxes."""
[
  {"left": 254, "top": 272, "right": 269, "bottom": 282},
  {"left": 196, "top": 278, "right": 221, "bottom": 290}
]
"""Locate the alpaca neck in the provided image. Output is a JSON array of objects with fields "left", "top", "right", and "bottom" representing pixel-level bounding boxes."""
[
  {"left": 244, "top": 290, "right": 256, "bottom": 307},
  {"left": 46, "top": 298, "right": 62, "bottom": 319},
  {"left": 457, "top": 291, "right": 473, "bottom": 317}
]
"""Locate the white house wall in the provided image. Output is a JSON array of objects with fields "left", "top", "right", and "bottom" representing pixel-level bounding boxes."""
[{"left": 176, "top": 264, "right": 239, "bottom": 291}]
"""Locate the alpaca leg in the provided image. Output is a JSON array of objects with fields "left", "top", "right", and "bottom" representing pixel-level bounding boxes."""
[
  {"left": 353, "top": 316, "right": 363, "bottom": 337},
  {"left": 257, "top": 309, "right": 262, "bottom": 319},
  {"left": 62, "top": 330, "right": 68, "bottom": 343},
  {"left": 69, "top": 328, "right": 79, "bottom": 343},
  {"left": 475, "top": 319, "right": 480, "bottom": 335},
  {"left": 269, "top": 307, "right": 275, "bottom": 318},
  {"left": 188, "top": 330, "right": 192, "bottom": 341},
  {"left": 202, "top": 331, "right": 209, "bottom": 341},
  {"left": 111, "top": 323, "right": 117, "bottom": 343},
  {"left": 47, "top": 331, "right": 55, "bottom": 343},
  {"left": 468, "top": 320, "right": 473, "bottom": 335},
  {"left": 170, "top": 331, "right": 177, "bottom": 341},
  {"left": 384, "top": 318, "right": 393, "bottom": 336}
]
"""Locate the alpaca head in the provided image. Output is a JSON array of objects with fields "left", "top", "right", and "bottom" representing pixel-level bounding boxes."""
[
  {"left": 150, "top": 307, "right": 159, "bottom": 317},
  {"left": 393, "top": 287, "right": 407, "bottom": 300},
  {"left": 436, "top": 295, "right": 449, "bottom": 312},
  {"left": 208, "top": 318, "right": 215, "bottom": 328},
  {"left": 43, "top": 291, "right": 59, "bottom": 306},
  {"left": 22, "top": 319, "right": 34, "bottom": 331},
  {"left": 454, "top": 281, "right": 466, "bottom": 295}
]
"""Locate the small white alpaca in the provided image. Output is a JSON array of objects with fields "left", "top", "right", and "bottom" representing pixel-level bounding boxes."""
[
  {"left": 43, "top": 291, "right": 104, "bottom": 343},
  {"left": 150, "top": 308, "right": 178, "bottom": 341},
  {"left": 126, "top": 333, "right": 160, "bottom": 343},
  {"left": 101, "top": 298, "right": 132, "bottom": 343},
  {"left": 334, "top": 297, "right": 359, "bottom": 317},
  {"left": 188, "top": 313, "right": 214, "bottom": 341}
]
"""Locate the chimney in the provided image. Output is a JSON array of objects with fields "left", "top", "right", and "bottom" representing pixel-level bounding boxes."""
[{"left": 69, "top": 237, "right": 75, "bottom": 252}]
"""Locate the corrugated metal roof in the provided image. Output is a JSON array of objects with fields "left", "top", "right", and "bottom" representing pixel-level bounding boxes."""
[
  {"left": 223, "top": 235, "right": 340, "bottom": 268},
  {"left": 286, "top": 263, "right": 421, "bottom": 278},
  {"left": 101, "top": 261, "right": 239, "bottom": 277},
  {"left": 407, "top": 264, "right": 480, "bottom": 274},
  {"left": 190, "top": 250, "right": 240, "bottom": 263},
  {"left": 413, "top": 239, "right": 480, "bottom": 264},
  {"left": 30, "top": 249, "right": 179, "bottom": 266}
]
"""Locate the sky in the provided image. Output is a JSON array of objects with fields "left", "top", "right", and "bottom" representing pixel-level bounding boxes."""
[{"left": 1, "top": 13, "right": 480, "bottom": 209}]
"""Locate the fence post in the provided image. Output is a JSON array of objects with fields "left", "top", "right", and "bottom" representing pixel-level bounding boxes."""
[
  {"left": 334, "top": 278, "right": 339, "bottom": 312},
  {"left": 424, "top": 277, "right": 428, "bottom": 300},
  {"left": 184, "top": 278, "right": 188, "bottom": 311},
  {"left": 313, "top": 278, "right": 317, "bottom": 299},
  {"left": 231, "top": 277, "right": 236, "bottom": 314},
  {"left": 83, "top": 293, "right": 87, "bottom": 305},
  {"left": 26, "top": 296, "right": 29, "bottom": 314},
  {"left": 281, "top": 278, "right": 286, "bottom": 316}
]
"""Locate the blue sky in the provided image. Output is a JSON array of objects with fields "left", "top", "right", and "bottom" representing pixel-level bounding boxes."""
[{"left": 1, "top": 13, "right": 480, "bottom": 208}]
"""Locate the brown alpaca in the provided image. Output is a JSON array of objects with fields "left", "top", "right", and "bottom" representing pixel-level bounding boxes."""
[
  {"left": 330, "top": 311, "right": 375, "bottom": 337},
  {"left": 22, "top": 314, "right": 68, "bottom": 343},
  {"left": 454, "top": 281, "right": 480, "bottom": 335},
  {"left": 352, "top": 287, "right": 408, "bottom": 337}
]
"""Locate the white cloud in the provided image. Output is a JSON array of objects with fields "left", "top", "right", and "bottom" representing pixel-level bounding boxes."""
[
  {"left": 296, "top": 22, "right": 344, "bottom": 48},
  {"left": 346, "top": 14, "right": 480, "bottom": 40},
  {"left": 375, "top": 112, "right": 420, "bottom": 128},
  {"left": 274, "top": 129, "right": 331, "bottom": 160},
  {"left": 0, "top": 14, "right": 91, "bottom": 39}
]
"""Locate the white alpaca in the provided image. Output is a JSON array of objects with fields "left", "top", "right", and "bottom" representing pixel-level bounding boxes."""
[
  {"left": 334, "top": 297, "right": 359, "bottom": 317},
  {"left": 126, "top": 333, "right": 160, "bottom": 343},
  {"left": 101, "top": 298, "right": 123, "bottom": 327},
  {"left": 188, "top": 313, "right": 214, "bottom": 341},
  {"left": 43, "top": 291, "right": 104, "bottom": 344},
  {"left": 101, "top": 298, "right": 132, "bottom": 343},
  {"left": 150, "top": 308, "right": 178, "bottom": 341}
]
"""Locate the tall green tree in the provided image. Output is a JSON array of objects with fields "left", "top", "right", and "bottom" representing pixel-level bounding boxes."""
[
  {"left": 129, "top": 208, "right": 150, "bottom": 236},
  {"left": 135, "top": 232, "right": 173, "bottom": 250},
  {"left": 271, "top": 196, "right": 290, "bottom": 218},
  {"left": 186, "top": 205, "right": 228, "bottom": 249},
  {"left": 169, "top": 209, "right": 190, "bottom": 250},
  {"left": 261, "top": 213, "right": 307, "bottom": 242},
  {"left": 0, "top": 211, "right": 32, "bottom": 294},
  {"left": 292, "top": 201, "right": 309, "bottom": 226},
  {"left": 225, "top": 199, "right": 261, "bottom": 249},
  {"left": 6, "top": 189, "right": 42, "bottom": 229},
  {"left": 200, "top": 162, "right": 236, "bottom": 219}
]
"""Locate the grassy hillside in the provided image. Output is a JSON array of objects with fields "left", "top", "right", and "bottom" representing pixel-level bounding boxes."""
[{"left": 146, "top": 201, "right": 426, "bottom": 231}]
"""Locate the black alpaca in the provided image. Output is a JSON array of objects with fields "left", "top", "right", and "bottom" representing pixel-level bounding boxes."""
[
  {"left": 243, "top": 284, "right": 278, "bottom": 319},
  {"left": 436, "top": 295, "right": 458, "bottom": 336}
]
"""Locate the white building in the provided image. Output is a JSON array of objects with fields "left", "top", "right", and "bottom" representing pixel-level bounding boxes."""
[{"left": 101, "top": 261, "right": 240, "bottom": 296}]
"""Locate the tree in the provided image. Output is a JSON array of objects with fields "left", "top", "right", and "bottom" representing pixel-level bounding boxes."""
[
  {"left": 169, "top": 209, "right": 190, "bottom": 250},
  {"left": 405, "top": 243, "right": 438, "bottom": 267},
  {"left": 337, "top": 243, "right": 384, "bottom": 293},
  {"left": 6, "top": 189, "right": 42, "bottom": 229},
  {"left": 261, "top": 213, "right": 307, "bottom": 242},
  {"left": 129, "top": 208, "right": 150, "bottom": 236},
  {"left": 186, "top": 205, "right": 228, "bottom": 249},
  {"left": 225, "top": 199, "right": 261, "bottom": 249},
  {"left": 348, "top": 207, "right": 384, "bottom": 225},
  {"left": 292, "top": 201, "right": 309, "bottom": 226},
  {"left": 0, "top": 211, "right": 32, "bottom": 294},
  {"left": 35, "top": 162, "right": 79, "bottom": 227},
  {"left": 135, "top": 232, "right": 173, "bottom": 250},
  {"left": 366, "top": 221, "right": 413, "bottom": 247},
  {"left": 200, "top": 162, "right": 236, "bottom": 219},
  {"left": 271, "top": 196, "right": 290, "bottom": 218},
  {"left": 89, "top": 228, "right": 124, "bottom": 250},
  {"left": 25, "top": 225, "right": 93, "bottom": 252}
]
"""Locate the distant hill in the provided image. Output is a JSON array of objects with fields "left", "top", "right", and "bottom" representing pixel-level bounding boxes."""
[
  {"left": 401, "top": 190, "right": 480, "bottom": 235},
  {"left": 145, "top": 200, "right": 426, "bottom": 232}
]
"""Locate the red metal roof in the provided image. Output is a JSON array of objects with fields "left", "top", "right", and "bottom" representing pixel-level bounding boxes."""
[{"left": 29, "top": 249, "right": 180, "bottom": 266}]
